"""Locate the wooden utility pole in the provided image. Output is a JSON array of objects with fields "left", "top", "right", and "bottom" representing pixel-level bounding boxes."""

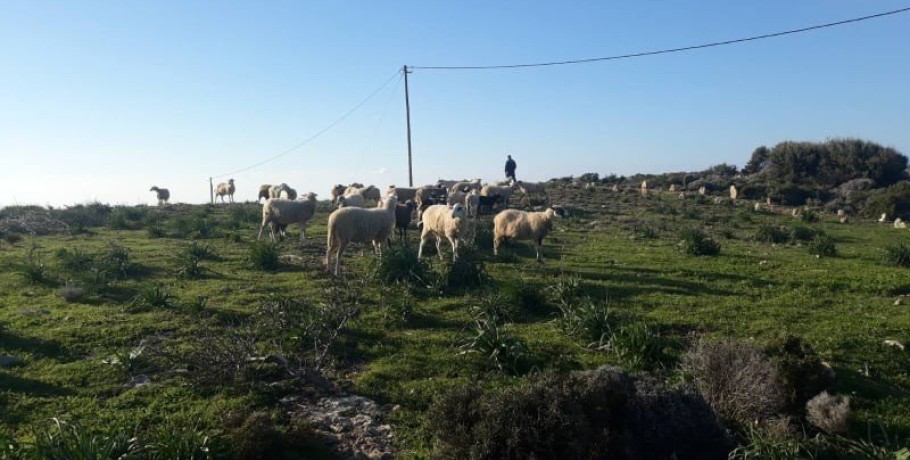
[
  {"left": 403, "top": 65, "right": 414, "bottom": 187},
  {"left": 209, "top": 177, "right": 214, "bottom": 204}
]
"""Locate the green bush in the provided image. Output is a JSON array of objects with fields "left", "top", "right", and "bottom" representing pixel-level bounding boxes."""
[
  {"left": 882, "top": 242, "right": 910, "bottom": 268},
  {"left": 798, "top": 209, "right": 819, "bottom": 223},
  {"left": 754, "top": 224, "right": 790, "bottom": 244},
  {"left": 606, "top": 323, "right": 676, "bottom": 371},
  {"left": 107, "top": 206, "right": 148, "bottom": 230},
  {"left": 439, "top": 245, "right": 488, "bottom": 294},
  {"left": 678, "top": 228, "right": 721, "bottom": 256},
  {"left": 860, "top": 181, "right": 910, "bottom": 219},
  {"left": 557, "top": 295, "right": 615, "bottom": 349},
  {"left": 502, "top": 281, "right": 549, "bottom": 315},
  {"left": 247, "top": 241, "right": 280, "bottom": 271},
  {"left": 789, "top": 225, "right": 821, "bottom": 242},
  {"left": 18, "top": 247, "right": 52, "bottom": 286},
  {"left": 129, "top": 283, "right": 173, "bottom": 312},
  {"left": 807, "top": 235, "right": 837, "bottom": 257},
  {"left": 371, "top": 243, "right": 431, "bottom": 287},
  {"left": 459, "top": 310, "right": 527, "bottom": 374}
]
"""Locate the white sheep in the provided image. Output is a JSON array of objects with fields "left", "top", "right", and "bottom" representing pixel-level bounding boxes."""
[
  {"left": 449, "top": 179, "right": 482, "bottom": 194},
  {"left": 515, "top": 180, "right": 548, "bottom": 202},
  {"left": 335, "top": 193, "right": 366, "bottom": 208},
  {"left": 269, "top": 183, "right": 297, "bottom": 200},
  {"left": 149, "top": 186, "right": 170, "bottom": 206},
  {"left": 493, "top": 205, "right": 568, "bottom": 262},
  {"left": 330, "top": 184, "right": 347, "bottom": 201},
  {"left": 361, "top": 185, "right": 382, "bottom": 201},
  {"left": 215, "top": 179, "right": 236, "bottom": 203},
  {"left": 257, "top": 193, "right": 318, "bottom": 242},
  {"left": 481, "top": 184, "right": 513, "bottom": 207},
  {"left": 325, "top": 196, "right": 399, "bottom": 275},
  {"left": 418, "top": 203, "right": 467, "bottom": 261}
]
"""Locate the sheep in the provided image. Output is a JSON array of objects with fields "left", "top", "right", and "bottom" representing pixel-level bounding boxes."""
[
  {"left": 477, "top": 195, "right": 498, "bottom": 215},
  {"left": 330, "top": 184, "right": 347, "bottom": 201},
  {"left": 335, "top": 194, "right": 366, "bottom": 208},
  {"left": 361, "top": 185, "right": 382, "bottom": 201},
  {"left": 325, "top": 195, "right": 398, "bottom": 275},
  {"left": 493, "top": 205, "right": 568, "bottom": 262},
  {"left": 481, "top": 184, "right": 513, "bottom": 207},
  {"left": 269, "top": 183, "right": 297, "bottom": 200},
  {"left": 393, "top": 199, "right": 417, "bottom": 242},
  {"left": 415, "top": 186, "right": 448, "bottom": 208},
  {"left": 515, "top": 180, "right": 548, "bottom": 202},
  {"left": 465, "top": 190, "right": 481, "bottom": 218},
  {"left": 449, "top": 179, "right": 482, "bottom": 194},
  {"left": 436, "top": 179, "right": 460, "bottom": 190},
  {"left": 216, "top": 179, "right": 236, "bottom": 203},
  {"left": 447, "top": 190, "right": 466, "bottom": 207},
  {"left": 257, "top": 193, "right": 318, "bottom": 242},
  {"left": 258, "top": 184, "right": 272, "bottom": 203},
  {"left": 149, "top": 186, "right": 170, "bottom": 206},
  {"left": 418, "top": 203, "right": 467, "bottom": 261},
  {"left": 387, "top": 185, "right": 418, "bottom": 202}
]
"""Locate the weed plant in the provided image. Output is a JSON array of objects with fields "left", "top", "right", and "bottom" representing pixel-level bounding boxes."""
[
  {"left": 678, "top": 228, "right": 721, "bottom": 256},
  {"left": 882, "top": 242, "right": 910, "bottom": 267},
  {"left": 247, "top": 241, "right": 280, "bottom": 271},
  {"left": 807, "top": 235, "right": 837, "bottom": 257}
]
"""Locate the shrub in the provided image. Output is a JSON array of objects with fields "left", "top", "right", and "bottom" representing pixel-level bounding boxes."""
[
  {"left": 175, "top": 253, "right": 207, "bottom": 280},
  {"left": 458, "top": 311, "right": 527, "bottom": 374},
  {"left": 807, "top": 235, "right": 837, "bottom": 257},
  {"left": 548, "top": 273, "right": 584, "bottom": 309},
  {"left": 682, "top": 340, "right": 786, "bottom": 427},
  {"left": 100, "top": 244, "right": 132, "bottom": 279},
  {"left": 129, "top": 283, "right": 173, "bottom": 312},
  {"left": 186, "top": 241, "right": 218, "bottom": 260},
  {"left": 861, "top": 181, "right": 910, "bottom": 219},
  {"left": 19, "top": 247, "right": 51, "bottom": 285},
  {"left": 247, "top": 241, "right": 279, "bottom": 271},
  {"left": 502, "top": 281, "right": 549, "bottom": 315},
  {"left": 557, "top": 295, "right": 615, "bottom": 349},
  {"left": 764, "top": 335, "right": 835, "bottom": 416},
  {"left": 754, "top": 224, "right": 790, "bottom": 244},
  {"left": 806, "top": 391, "right": 850, "bottom": 434},
  {"left": 882, "top": 242, "right": 910, "bottom": 268},
  {"left": 439, "top": 245, "right": 488, "bottom": 294},
  {"left": 143, "top": 421, "right": 215, "bottom": 460},
  {"left": 171, "top": 214, "right": 212, "bottom": 239},
  {"left": 57, "top": 281, "right": 86, "bottom": 303},
  {"left": 632, "top": 223, "right": 657, "bottom": 239},
  {"left": 31, "top": 418, "right": 141, "bottom": 459},
  {"left": 678, "top": 228, "right": 720, "bottom": 256},
  {"left": 799, "top": 209, "right": 819, "bottom": 223},
  {"left": 606, "top": 323, "right": 676, "bottom": 371},
  {"left": 469, "top": 293, "right": 518, "bottom": 325},
  {"left": 789, "top": 225, "right": 821, "bottom": 242},
  {"left": 371, "top": 243, "right": 431, "bottom": 287},
  {"left": 728, "top": 425, "right": 814, "bottom": 460}
]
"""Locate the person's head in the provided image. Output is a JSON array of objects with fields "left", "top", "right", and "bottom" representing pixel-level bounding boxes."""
[{"left": 507, "top": 154, "right": 512, "bottom": 159}]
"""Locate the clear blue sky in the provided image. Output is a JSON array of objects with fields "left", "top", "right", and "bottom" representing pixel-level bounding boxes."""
[{"left": 2, "top": 1, "right": 908, "bottom": 206}]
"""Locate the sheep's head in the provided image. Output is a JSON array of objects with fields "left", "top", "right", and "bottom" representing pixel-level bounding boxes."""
[
  {"left": 149, "top": 186, "right": 158, "bottom": 192},
  {"left": 405, "top": 199, "right": 416, "bottom": 211},
  {"left": 303, "top": 192, "right": 317, "bottom": 201},
  {"left": 550, "top": 205, "right": 569, "bottom": 218},
  {"left": 228, "top": 178, "right": 235, "bottom": 185},
  {"left": 451, "top": 203, "right": 466, "bottom": 219}
]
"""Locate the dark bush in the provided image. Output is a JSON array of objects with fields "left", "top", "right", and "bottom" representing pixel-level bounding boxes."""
[
  {"left": 789, "top": 225, "right": 821, "bottom": 242},
  {"left": 223, "top": 411, "right": 325, "bottom": 460},
  {"left": 426, "top": 367, "right": 730, "bottom": 460},
  {"left": 882, "top": 242, "right": 910, "bottom": 268},
  {"left": 502, "top": 281, "right": 549, "bottom": 315},
  {"left": 682, "top": 340, "right": 786, "bottom": 427},
  {"left": 754, "top": 224, "right": 790, "bottom": 244},
  {"left": 807, "top": 235, "right": 837, "bottom": 257},
  {"left": 439, "top": 245, "right": 488, "bottom": 294},
  {"left": 247, "top": 241, "right": 279, "bottom": 271},
  {"left": 371, "top": 243, "right": 431, "bottom": 287},
  {"left": 861, "top": 181, "right": 910, "bottom": 219},
  {"left": 764, "top": 335, "right": 835, "bottom": 417},
  {"left": 678, "top": 228, "right": 720, "bottom": 256}
]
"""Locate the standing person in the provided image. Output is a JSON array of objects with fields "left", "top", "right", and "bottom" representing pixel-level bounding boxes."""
[{"left": 504, "top": 154, "right": 517, "bottom": 183}]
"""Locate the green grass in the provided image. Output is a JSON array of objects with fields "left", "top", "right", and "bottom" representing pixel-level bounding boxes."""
[{"left": 2, "top": 194, "right": 910, "bottom": 456}]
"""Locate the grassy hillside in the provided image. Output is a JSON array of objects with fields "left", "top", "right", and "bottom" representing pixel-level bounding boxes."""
[{"left": 1, "top": 187, "right": 909, "bottom": 457}]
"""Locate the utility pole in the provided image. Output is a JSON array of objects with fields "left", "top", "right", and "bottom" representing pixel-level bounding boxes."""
[
  {"left": 403, "top": 65, "right": 414, "bottom": 187},
  {"left": 209, "top": 177, "right": 214, "bottom": 204}
]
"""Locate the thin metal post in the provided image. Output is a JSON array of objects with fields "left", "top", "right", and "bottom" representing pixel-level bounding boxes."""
[{"left": 403, "top": 65, "right": 413, "bottom": 187}]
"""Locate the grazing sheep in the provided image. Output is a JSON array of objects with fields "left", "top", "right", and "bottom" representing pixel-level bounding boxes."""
[
  {"left": 879, "top": 213, "right": 889, "bottom": 223},
  {"left": 481, "top": 184, "right": 513, "bottom": 207},
  {"left": 393, "top": 199, "right": 417, "bottom": 242},
  {"left": 325, "top": 196, "right": 399, "bottom": 276},
  {"left": 418, "top": 203, "right": 467, "bottom": 261},
  {"left": 493, "top": 205, "right": 568, "bottom": 262},
  {"left": 149, "top": 186, "right": 170, "bottom": 206},
  {"left": 640, "top": 181, "right": 649, "bottom": 196},
  {"left": 336, "top": 194, "right": 366, "bottom": 208},
  {"left": 730, "top": 185, "right": 739, "bottom": 200},
  {"left": 216, "top": 179, "right": 236, "bottom": 203},
  {"left": 257, "top": 193, "right": 318, "bottom": 242},
  {"left": 415, "top": 186, "right": 448, "bottom": 208},
  {"left": 515, "top": 180, "right": 548, "bottom": 202},
  {"left": 258, "top": 184, "right": 272, "bottom": 203}
]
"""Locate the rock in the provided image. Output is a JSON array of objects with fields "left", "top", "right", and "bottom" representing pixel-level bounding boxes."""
[
  {"left": 880, "top": 213, "right": 888, "bottom": 223},
  {"left": 895, "top": 218, "right": 907, "bottom": 229},
  {"left": 129, "top": 374, "right": 151, "bottom": 388},
  {"left": 294, "top": 393, "right": 395, "bottom": 459}
]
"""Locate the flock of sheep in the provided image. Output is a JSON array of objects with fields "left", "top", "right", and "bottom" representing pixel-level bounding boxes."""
[{"left": 149, "top": 178, "right": 566, "bottom": 275}]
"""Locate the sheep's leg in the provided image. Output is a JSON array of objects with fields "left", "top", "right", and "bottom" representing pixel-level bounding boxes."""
[
  {"left": 257, "top": 223, "right": 265, "bottom": 240},
  {"left": 435, "top": 235, "right": 443, "bottom": 260},
  {"left": 299, "top": 224, "right": 306, "bottom": 243},
  {"left": 493, "top": 236, "right": 502, "bottom": 256},
  {"left": 418, "top": 234, "right": 427, "bottom": 258},
  {"left": 535, "top": 238, "right": 544, "bottom": 263},
  {"left": 450, "top": 237, "right": 458, "bottom": 262}
]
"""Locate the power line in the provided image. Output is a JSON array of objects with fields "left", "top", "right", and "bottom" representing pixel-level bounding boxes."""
[
  {"left": 411, "top": 6, "right": 910, "bottom": 70},
  {"left": 213, "top": 69, "right": 402, "bottom": 179}
]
